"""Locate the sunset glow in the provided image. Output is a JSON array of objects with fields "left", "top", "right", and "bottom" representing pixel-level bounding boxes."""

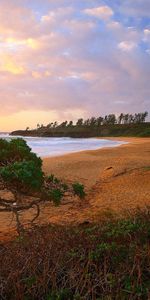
[{"left": 0, "top": 0, "right": 150, "bottom": 131}]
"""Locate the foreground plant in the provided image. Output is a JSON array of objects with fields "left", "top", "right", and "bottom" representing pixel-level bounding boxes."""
[
  {"left": 0, "top": 208, "right": 150, "bottom": 299},
  {"left": 72, "top": 182, "right": 85, "bottom": 198},
  {"left": 0, "top": 138, "right": 85, "bottom": 235},
  {"left": 0, "top": 160, "right": 44, "bottom": 195}
]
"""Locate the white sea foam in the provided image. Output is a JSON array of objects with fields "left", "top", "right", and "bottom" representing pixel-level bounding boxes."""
[{"left": 0, "top": 134, "right": 127, "bottom": 157}]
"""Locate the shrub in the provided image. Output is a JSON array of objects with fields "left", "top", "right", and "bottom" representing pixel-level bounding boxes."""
[
  {"left": 61, "top": 183, "right": 68, "bottom": 191},
  {"left": 47, "top": 174, "right": 55, "bottom": 182},
  {"left": 0, "top": 138, "right": 43, "bottom": 195},
  {"left": 0, "top": 138, "right": 42, "bottom": 167},
  {"left": 47, "top": 174, "right": 60, "bottom": 184},
  {"left": 1, "top": 209, "right": 150, "bottom": 299},
  {"left": 72, "top": 182, "right": 85, "bottom": 198},
  {"left": 48, "top": 188, "right": 64, "bottom": 206},
  {"left": 0, "top": 160, "right": 44, "bottom": 193},
  {"left": 138, "top": 128, "right": 150, "bottom": 137},
  {"left": 46, "top": 289, "right": 73, "bottom": 300}
]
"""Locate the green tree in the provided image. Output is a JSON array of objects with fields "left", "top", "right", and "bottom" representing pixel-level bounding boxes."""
[
  {"left": 96, "top": 116, "right": 103, "bottom": 126},
  {"left": 37, "top": 123, "right": 40, "bottom": 129},
  {"left": 89, "top": 117, "right": 97, "bottom": 127},
  {"left": 59, "top": 121, "right": 67, "bottom": 128},
  {"left": 104, "top": 114, "right": 117, "bottom": 125},
  {"left": 0, "top": 138, "right": 44, "bottom": 200},
  {"left": 68, "top": 121, "right": 73, "bottom": 127},
  {"left": 118, "top": 113, "right": 124, "bottom": 124},
  {"left": 0, "top": 160, "right": 43, "bottom": 194},
  {"left": 76, "top": 118, "right": 83, "bottom": 127}
]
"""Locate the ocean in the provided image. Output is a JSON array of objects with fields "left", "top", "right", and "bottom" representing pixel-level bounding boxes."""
[{"left": 0, "top": 134, "right": 127, "bottom": 157}]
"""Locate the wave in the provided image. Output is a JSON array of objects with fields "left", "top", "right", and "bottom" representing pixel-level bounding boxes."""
[{"left": 0, "top": 135, "right": 127, "bottom": 157}]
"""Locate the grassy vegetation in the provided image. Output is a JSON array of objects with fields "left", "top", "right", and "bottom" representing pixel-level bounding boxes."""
[
  {"left": 72, "top": 182, "right": 85, "bottom": 198},
  {"left": 11, "top": 122, "right": 150, "bottom": 138},
  {"left": 10, "top": 112, "right": 150, "bottom": 138},
  {"left": 0, "top": 208, "right": 150, "bottom": 299}
]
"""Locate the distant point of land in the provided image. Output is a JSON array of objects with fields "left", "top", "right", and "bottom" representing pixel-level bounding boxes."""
[{"left": 10, "top": 112, "right": 150, "bottom": 138}]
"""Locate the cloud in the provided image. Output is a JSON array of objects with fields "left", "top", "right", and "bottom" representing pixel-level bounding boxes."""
[
  {"left": 41, "top": 6, "right": 74, "bottom": 23},
  {"left": 0, "top": 0, "right": 149, "bottom": 130},
  {"left": 144, "top": 29, "right": 150, "bottom": 43},
  {"left": 118, "top": 41, "right": 137, "bottom": 52},
  {"left": 119, "top": 0, "right": 150, "bottom": 17},
  {"left": 84, "top": 5, "right": 114, "bottom": 20},
  {"left": 144, "top": 29, "right": 150, "bottom": 35},
  {"left": 0, "top": 54, "right": 25, "bottom": 75}
]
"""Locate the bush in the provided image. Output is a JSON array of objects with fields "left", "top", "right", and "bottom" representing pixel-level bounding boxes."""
[
  {"left": 72, "top": 182, "right": 85, "bottom": 198},
  {"left": 61, "top": 183, "right": 68, "bottom": 191},
  {"left": 138, "top": 128, "right": 150, "bottom": 137},
  {"left": 1, "top": 209, "right": 150, "bottom": 299},
  {"left": 0, "top": 138, "right": 43, "bottom": 195},
  {"left": 48, "top": 188, "right": 64, "bottom": 206},
  {"left": 0, "top": 138, "right": 42, "bottom": 167},
  {"left": 0, "top": 160, "right": 44, "bottom": 193},
  {"left": 47, "top": 174, "right": 60, "bottom": 184},
  {"left": 47, "top": 289, "right": 73, "bottom": 300}
]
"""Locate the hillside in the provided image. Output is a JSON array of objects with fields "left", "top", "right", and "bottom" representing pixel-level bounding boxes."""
[{"left": 11, "top": 122, "right": 150, "bottom": 138}]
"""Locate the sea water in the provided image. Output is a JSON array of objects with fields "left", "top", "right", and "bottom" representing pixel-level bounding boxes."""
[{"left": 0, "top": 134, "right": 127, "bottom": 158}]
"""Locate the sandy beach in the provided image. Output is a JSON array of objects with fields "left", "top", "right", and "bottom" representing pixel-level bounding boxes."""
[
  {"left": 43, "top": 137, "right": 150, "bottom": 189},
  {"left": 0, "top": 137, "right": 150, "bottom": 241}
]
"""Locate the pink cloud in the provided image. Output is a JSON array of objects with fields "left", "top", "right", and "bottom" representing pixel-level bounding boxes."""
[
  {"left": 0, "top": 0, "right": 149, "bottom": 130},
  {"left": 84, "top": 6, "right": 114, "bottom": 20}
]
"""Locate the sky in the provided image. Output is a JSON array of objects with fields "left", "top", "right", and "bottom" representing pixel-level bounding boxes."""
[{"left": 0, "top": 0, "right": 150, "bottom": 131}]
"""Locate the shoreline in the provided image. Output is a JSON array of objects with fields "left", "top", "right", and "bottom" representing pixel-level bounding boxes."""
[
  {"left": 1, "top": 134, "right": 128, "bottom": 159},
  {"left": 41, "top": 136, "right": 150, "bottom": 225},
  {"left": 42, "top": 137, "right": 150, "bottom": 189},
  {"left": 0, "top": 137, "right": 150, "bottom": 241},
  {"left": 42, "top": 136, "right": 138, "bottom": 164},
  {"left": 42, "top": 136, "right": 149, "bottom": 160},
  {"left": 42, "top": 137, "right": 128, "bottom": 160}
]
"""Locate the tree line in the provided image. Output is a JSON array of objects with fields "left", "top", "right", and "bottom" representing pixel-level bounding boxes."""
[{"left": 36, "top": 111, "right": 148, "bottom": 130}]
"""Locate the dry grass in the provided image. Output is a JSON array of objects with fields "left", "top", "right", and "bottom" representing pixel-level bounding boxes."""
[{"left": 0, "top": 208, "right": 150, "bottom": 300}]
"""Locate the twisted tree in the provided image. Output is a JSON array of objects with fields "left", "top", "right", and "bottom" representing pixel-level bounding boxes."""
[{"left": 0, "top": 138, "right": 85, "bottom": 235}]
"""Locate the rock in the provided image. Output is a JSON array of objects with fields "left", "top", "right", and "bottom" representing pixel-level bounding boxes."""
[
  {"left": 105, "top": 166, "right": 113, "bottom": 171},
  {"left": 79, "top": 220, "right": 90, "bottom": 226}
]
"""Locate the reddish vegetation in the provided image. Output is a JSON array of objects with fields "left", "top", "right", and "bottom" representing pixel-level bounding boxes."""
[{"left": 1, "top": 209, "right": 150, "bottom": 299}]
